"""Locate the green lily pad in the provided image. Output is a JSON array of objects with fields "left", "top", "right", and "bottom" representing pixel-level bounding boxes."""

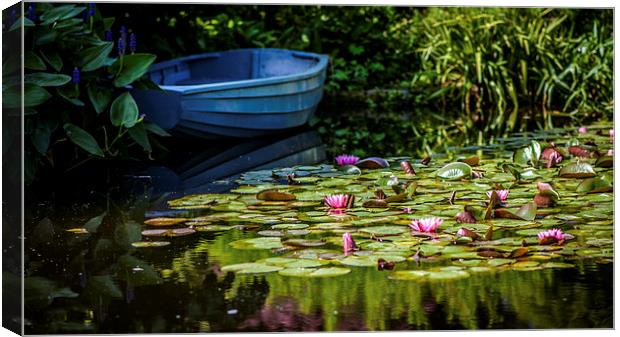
[
  {"left": 229, "top": 237, "right": 283, "bottom": 250},
  {"left": 435, "top": 162, "right": 472, "bottom": 180},
  {"left": 278, "top": 267, "right": 351, "bottom": 277},
  {"left": 359, "top": 226, "right": 408, "bottom": 236},
  {"left": 559, "top": 162, "right": 596, "bottom": 178}
]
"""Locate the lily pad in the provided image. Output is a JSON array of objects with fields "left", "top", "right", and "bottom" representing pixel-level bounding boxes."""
[
  {"left": 559, "top": 162, "right": 596, "bottom": 178},
  {"left": 278, "top": 267, "right": 351, "bottom": 277},
  {"left": 576, "top": 177, "right": 613, "bottom": 193},
  {"left": 229, "top": 237, "right": 283, "bottom": 250},
  {"left": 359, "top": 226, "right": 408, "bottom": 236},
  {"left": 435, "top": 162, "right": 472, "bottom": 180},
  {"left": 355, "top": 157, "right": 389, "bottom": 169}
]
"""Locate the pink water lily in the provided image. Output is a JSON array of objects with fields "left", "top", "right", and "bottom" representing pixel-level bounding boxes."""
[
  {"left": 537, "top": 228, "right": 566, "bottom": 245},
  {"left": 610, "top": 129, "right": 614, "bottom": 138},
  {"left": 541, "top": 147, "right": 563, "bottom": 168},
  {"left": 342, "top": 232, "right": 357, "bottom": 255},
  {"left": 409, "top": 217, "right": 443, "bottom": 233},
  {"left": 335, "top": 154, "right": 359, "bottom": 166},
  {"left": 607, "top": 149, "right": 614, "bottom": 156},
  {"left": 487, "top": 189, "right": 509, "bottom": 202},
  {"left": 324, "top": 194, "right": 354, "bottom": 209},
  {"left": 403, "top": 207, "right": 413, "bottom": 214},
  {"left": 578, "top": 127, "right": 588, "bottom": 134}
]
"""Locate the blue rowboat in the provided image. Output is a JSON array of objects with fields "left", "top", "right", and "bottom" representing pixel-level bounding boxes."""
[{"left": 132, "top": 48, "right": 329, "bottom": 138}]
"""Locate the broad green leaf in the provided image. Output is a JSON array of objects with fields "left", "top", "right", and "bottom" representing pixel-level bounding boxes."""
[
  {"left": 111, "top": 53, "right": 157, "bottom": 87},
  {"left": 40, "top": 50, "right": 63, "bottom": 72},
  {"left": 144, "top": 122, "right": 171, "bottom": 137},
  {"left": 25, "top": 51, "right": 46, "bottom": 70},
  {"left": 30, "top": 117, "right": 57, "bottom": 155},
  {"left": 63, "top": 123, "right": 104, "bottom": 157},
  {"left": 278, "top": 267, "right": 351, "bottom": 278},
  {"left": 23, "top": 84, "right": 52, "bottom": 107},
  {"left": 25, "top": 73, "right": 71, "bottom": 86},
  {"left": 77, "top": 42, "right": 113, "bottom": 72},
  {"left": 110, "top": 92, "right": 139, "bottom": 128},
  {"left": 9, "top": 16, "right": 35, "bottom": 31},
  {"left": 83, "top": 212, "right": 106, "bottom": 234},
  {"left": 128, "top": 124, "right": 152, "bottom": 152},
  {"left": 87, "top": 84, "right": 112, "bottom": 114}
]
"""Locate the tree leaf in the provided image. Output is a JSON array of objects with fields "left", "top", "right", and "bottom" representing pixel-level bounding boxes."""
[
  {"left": 25, "top": 72, "right": 72, "bottom": 86},
  {"left": 77, "top": 42, "right": 113, "bottom": 72},
  {"left": 111, "top": 53, "right": 157, "bottom": 88},
  {"left": 110, "top": 92, "right": 139, "bottom": 128},
  {"left": 63, "top": 123, "right": 104, "bottom": 157}
]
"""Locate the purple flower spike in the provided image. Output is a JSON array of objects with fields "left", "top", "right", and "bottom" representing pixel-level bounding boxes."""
[
  {"left": 537, "top": 228, "right": 566, "bottom": 245},
  {"left": 410, "top": 217, "right": 443, "bottom": 233},
  {"left": 129, "top": 32, "right": 137, "bottom": 53},
  {"left": 335, "top": 154, "right": 359, "bottom": 166},
  {"left": 117, "top": 37, "right": 126, "bottom": 56},
  {"left": 27, "top": 4, "right": 36, "bottom": 22},
  {"left": 104, "top": 30, "right": 113, "bottom": 41},
  {"left": 342, "top": 232, "right": 357, "bottom": 255},
  {"left": 88, "top": 3, "right": 96, "bottom": 17},
  {"left": 72, "top": 67, "right": 80, "bottom": 84}
]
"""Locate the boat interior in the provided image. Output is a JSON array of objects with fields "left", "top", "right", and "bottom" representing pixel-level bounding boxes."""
[{"left": 148, "top": 49, "right": 323, "bottom": 86}]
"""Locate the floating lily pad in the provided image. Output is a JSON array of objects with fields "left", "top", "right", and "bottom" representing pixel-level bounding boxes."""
[
  {"left": 576, "top": 177, "right": 613, "bottom": 193},
  {"left": 559, "top": 162, "right": 596, "bottom": 178},
  {"left": 278, "top": 267, "right": 351, "bottom": 277},
  {"left": 229, "top": 237, "right": 283, "bottom": 250},
  {"left": 221, "top": 263, "right": 283, "bottom": 274},
  {"left": 143, "top": 217, "right": 187, "bottom": 226},
  {"left": 359, "top": 226, "right": 408, "bottom": 236},
  {"left": 131, "top": 241, "right": 170, "bottom": 248},
  {"left": 355, "top": 157, "right": 389, "bottom": 169},
  {"left": 435, "top": 162, "right": 472, "bottom": 180}
]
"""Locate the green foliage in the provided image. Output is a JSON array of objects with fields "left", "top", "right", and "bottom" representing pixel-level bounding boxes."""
[{"left": 2, "top": 3, "right": 166, "bottom": 184}]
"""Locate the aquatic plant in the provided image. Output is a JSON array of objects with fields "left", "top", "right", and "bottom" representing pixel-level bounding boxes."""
[
  {"left": 334, "top": 154, "right": 359, "bottom": 166},
  {"left": 537, "top": 228, "right": 566, "bottom": 245},
  {"left": 487, "top": 190, "right": 509, "bottom": 202},
  {"left": 455, "top": 211, "right": 476, "bottom": 224},
  {"left": 342, "top": 232, "right": 357, "bottom": 255},
  {"left": 323, "top": 194, "right": 354, "bottom": 209},
  {"left": 409, "top": 217, "right": 443, "bottom": 233},
  {"left": 578, "top": 127, "right": 588, "bottom": 134}
]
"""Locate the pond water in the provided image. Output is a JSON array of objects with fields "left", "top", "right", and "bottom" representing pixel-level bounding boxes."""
[{"left": 18, "top": 121, "right": 613, "bottom": 333}]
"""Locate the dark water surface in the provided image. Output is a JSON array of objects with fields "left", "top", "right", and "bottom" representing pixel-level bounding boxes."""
[{"left": 20, "top": 125, "right": 613, "bottom": 333}]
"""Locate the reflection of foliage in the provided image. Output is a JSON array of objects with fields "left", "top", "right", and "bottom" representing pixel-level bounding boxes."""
[{"left": 256, "top": 264, "right": 612, "bottom": 330}]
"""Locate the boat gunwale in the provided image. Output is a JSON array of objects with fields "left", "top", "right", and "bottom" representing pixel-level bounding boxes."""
[{"left": 150, "top": 48, "right": 329, "bottom": 95}]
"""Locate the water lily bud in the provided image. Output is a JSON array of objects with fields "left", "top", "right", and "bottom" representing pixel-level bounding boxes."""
[{"left": 578, "top": 127, "right": 587, "bottom": 134}]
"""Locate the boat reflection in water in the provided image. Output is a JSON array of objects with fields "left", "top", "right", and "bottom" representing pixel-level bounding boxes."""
[{"left": 130, "top": 129, "right": 325, "bottom": 210}]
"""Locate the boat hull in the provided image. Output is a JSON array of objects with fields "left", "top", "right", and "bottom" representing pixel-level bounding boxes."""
[{"left": 133, "top": 48, "right": 329, "bottom": 138}]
